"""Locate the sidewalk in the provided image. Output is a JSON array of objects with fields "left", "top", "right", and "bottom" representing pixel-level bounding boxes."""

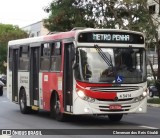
[{"left": 147, "top": 103, "right": 160, "bottom": 108}]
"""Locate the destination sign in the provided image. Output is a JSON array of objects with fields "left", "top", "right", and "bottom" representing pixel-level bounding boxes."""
[
  {"left": 93, "top": 34, "right": 130, "bottom": 41},
  {"left": 78, "top": 32, "right": 144, "bottom": 44}
]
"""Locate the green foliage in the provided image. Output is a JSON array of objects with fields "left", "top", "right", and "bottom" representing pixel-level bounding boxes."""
[
  {"left": 44, "top": 0, "right": 95, "bottom": 31},
  {"left": 0, "top": 42, "right": 7, "bottom": 74},
  {"left": 0, "top": 24, "right": 28, "bottom": 74},
  {"left": 148, "top": 98, "right": 160, "bottom": 104},
  {"left": 0, "top": 24, "right": 28, "bottom": 41}
]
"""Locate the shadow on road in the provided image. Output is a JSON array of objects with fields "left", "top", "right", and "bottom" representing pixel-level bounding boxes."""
[{"left": 29, "top": 110, "right": 140, "bottom": 128}]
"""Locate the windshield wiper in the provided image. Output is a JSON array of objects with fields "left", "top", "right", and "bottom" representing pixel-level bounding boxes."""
[{"left": 94, "top": 44, "right": 113, "bottom": 67}]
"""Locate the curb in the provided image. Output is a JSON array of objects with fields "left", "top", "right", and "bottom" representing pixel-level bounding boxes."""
[{"left": 147, "top": 103, "right": 160, "bottom": 108}]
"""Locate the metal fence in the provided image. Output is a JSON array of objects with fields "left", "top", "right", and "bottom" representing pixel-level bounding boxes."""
[{"left": 147, "top": 55, "right": 158, "bottom": 65}]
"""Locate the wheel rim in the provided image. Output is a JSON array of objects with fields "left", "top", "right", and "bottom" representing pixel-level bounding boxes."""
[
  {"left": 20, "top": 94, "right": 25, "bottom": 110},
  {"left": 55, "top": 99, "right": 61, "bottom": 115}
]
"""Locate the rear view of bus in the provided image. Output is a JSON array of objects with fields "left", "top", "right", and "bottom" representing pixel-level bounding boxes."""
[{"left": 72, "top": 29, "right": 147, "bottom": 121}]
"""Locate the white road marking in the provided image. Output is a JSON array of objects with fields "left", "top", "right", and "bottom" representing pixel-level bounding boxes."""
[{"left": 140, "top": 125, "right": 159, "bottom": 129}]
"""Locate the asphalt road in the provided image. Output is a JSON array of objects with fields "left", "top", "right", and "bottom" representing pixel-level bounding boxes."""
[{"left": 0, "top": 88, "right": 159, "bottom": 138}]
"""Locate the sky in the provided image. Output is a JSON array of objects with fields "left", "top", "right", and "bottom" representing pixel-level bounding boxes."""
[{"left": 0, "top": 0, "right": 53, "bottom": 27}]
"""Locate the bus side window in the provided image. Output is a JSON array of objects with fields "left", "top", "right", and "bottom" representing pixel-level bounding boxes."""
[
  {"left": 51, "top": 42, "right": 61, "bottom": 71},
  {"left": 40, "top": 43, "right": 50, "bottom": 71},
  {"left": 19, "top": 46, "right": 29, "bottom": 71}
]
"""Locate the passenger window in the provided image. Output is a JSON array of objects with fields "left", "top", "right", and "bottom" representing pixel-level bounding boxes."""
[
  {"left": 40, "top": 43, "right": 50, "bottom": 71},
  {"left": 50, "top": 42, "right": 62, "bottom": 71},
  {"left": 19, "top": 46, "right": 29, "bottom": 70}
]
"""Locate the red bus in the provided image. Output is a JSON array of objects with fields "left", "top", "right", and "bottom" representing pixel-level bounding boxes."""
[{"left": 7, "top": 28, "right": 147, "bottom": 121}]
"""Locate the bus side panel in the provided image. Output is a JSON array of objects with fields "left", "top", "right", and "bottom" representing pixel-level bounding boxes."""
[
  {"left": 39, "top": 72, "right": 43, "bottom": 109},
  {"left": 18, "top": 72, "right": 30, "bottom": 106},
  {"left": 7, "top": 71, "right": 12, "bottom": 101},
  {"left": 42, "top": 72, "right": 63, "bottom": 111}
]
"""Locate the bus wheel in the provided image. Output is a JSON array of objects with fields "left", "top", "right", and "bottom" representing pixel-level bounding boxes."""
[
  {"left": 19, "top": 89, "right": 31, "bottom": 114},
  {"left": 50, "top": 93, "right": 65, "bottom": 121},
  {"left": 0, "top": 87, "right": 3, "bottom": 96},
  {"left": 108, "top": 114, "right": 123, "bottom": 122}
]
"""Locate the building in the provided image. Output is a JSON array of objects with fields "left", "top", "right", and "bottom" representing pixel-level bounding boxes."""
[
  {"left": 22, "top": 20, "right": 49, "bottom": 37},
  {"left": 147, "top": 0, "right": 160, "bottom": 74},
  {"left": 148, "top": 0, "right": 160, "bottom": 38}
]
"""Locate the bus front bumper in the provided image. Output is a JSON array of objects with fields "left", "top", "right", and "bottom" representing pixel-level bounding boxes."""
[{"left": 73, "top": 97, "right": 147, "bottom": 115}]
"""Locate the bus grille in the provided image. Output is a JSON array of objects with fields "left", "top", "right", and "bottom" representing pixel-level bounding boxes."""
[
  {"left": 90, "top": 86, "right": 139, "bottom": 92},
  {"left": 96, "top": 98, "right": 133, "bottom": 102}
]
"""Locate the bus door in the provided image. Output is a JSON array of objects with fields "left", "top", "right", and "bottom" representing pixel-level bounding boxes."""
[
  {"left": 30, "top": 44, "right": 40, "bottom": 107},
  {"left": 63, "top": 42, "right": 74, "bottom": 112},
  {"left": 12, "top": 48, "right": 19, "bottom": 102}
]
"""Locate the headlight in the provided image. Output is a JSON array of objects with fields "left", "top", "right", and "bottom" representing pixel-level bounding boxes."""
[
  {"left": 134, "top": 92, "right": 147, "bottom": 102},
  {"left": 143, "top": 91, "right": 147, "bottom": 97},
  {"left": 77, "top": 90, "right": 86, "bottom": 98},
  {"left": 77, "top": 90, "right": 95, "bottom": 103}
]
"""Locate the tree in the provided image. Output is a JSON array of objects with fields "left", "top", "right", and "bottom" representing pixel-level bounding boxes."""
[
  {"left": 43, "top": 0, "right": 96, "bottom": 31},
  {"left": 0, "top": 24, "right": 28, "bottom": 74}
]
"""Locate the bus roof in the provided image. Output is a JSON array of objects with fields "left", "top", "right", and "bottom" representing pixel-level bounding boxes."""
[
  {"left": 8, "top": 31, "right": 76, "bottom": 46},
  {"left": 8, "top": 28, "right": 144, "bottom": 46}
]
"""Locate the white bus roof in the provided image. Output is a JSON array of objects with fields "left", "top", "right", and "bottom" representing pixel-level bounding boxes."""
[{"left": 8, "top": 28, "right": 144, "bottom": 47}]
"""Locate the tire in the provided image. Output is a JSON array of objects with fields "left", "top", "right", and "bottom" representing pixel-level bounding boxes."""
[
  {"left": 50, "top": 93, "right": 66, "bottom": 121},
  {"left": 19, "top": 89, "right": 31, "bottom": 114},
  {"left": 108, "top": 114, "right": 123, "bottom": 122},
  {"left": 0, "top": 87, "right": 3, "bottom": 96}
]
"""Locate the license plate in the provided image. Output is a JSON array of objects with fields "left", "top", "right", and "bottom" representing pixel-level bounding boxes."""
[
  {"left": 109, "top": 105, "right": 122, "bottom": 110},
  {"left": 119, "top": 93, "right": 132, "bottom": 99}
]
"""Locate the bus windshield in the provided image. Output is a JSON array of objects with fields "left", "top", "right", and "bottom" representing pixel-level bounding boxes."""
[{"left": 74, "top": 47, "right": 146, "bottom": 83}]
